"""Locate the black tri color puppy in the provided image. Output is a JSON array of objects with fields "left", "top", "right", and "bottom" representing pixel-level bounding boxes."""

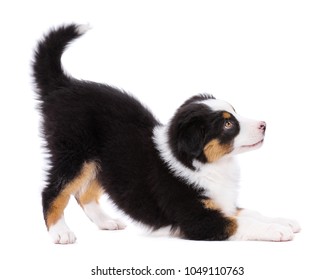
[{"left": 32, "top": 24, "right": 300, "bottom": 244}]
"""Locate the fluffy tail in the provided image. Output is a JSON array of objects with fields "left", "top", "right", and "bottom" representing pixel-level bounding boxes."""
[{"left": 32, "top": 23, "right": 90, "bottom": 98}]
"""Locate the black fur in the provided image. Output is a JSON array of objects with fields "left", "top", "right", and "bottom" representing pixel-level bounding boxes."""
[
  {"left": 168, "top": 99, "right": 240, "bottom": 169},
  {"left": 33, "top": 24, "right": 236, "bottom": 240}
]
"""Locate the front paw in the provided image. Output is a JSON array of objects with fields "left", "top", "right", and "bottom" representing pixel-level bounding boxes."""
[
  {"left": 231, "top": 217, "right": 296, "bottom": 242},
  {"left": 273, "top": 218, "right": 301, "bottom": 233},
  {"left": 264, "top": 224, "right": 294, "bottom": 242}
]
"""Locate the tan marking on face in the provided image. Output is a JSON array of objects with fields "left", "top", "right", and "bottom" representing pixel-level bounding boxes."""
[
  {"left": 46, "top": 162, "right": 97, "bottom": 229},
  {"left": 223, "top": 112, "right": 231, "bottom": 119},
  {"left": 76, "top": 179, "right": 104, "bottom": 206},
  {"left": 202, "top": 199, "right": 221, "bottom": 211},
  {"left": 204, "top": 139, "right": 233, "bottom": 162}
]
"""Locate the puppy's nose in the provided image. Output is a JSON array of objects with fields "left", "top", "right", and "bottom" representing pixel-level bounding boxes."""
[{"left": 259, "top": 121, "right": 266, "bottom": 132}]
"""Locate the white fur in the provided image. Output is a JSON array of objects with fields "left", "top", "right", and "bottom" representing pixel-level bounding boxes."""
[
  {"left": 231, "top": 210, "right": 300, "bottom": 241},
  {"left": 199, "top": 99, "right": 235, "bottom": 112},
  {"left": 82, "top": 201, "right": 126, "bottom": 230},
  {"left": 230, "top": 217, "right": 294, "bottom": 241},
  {"left": 153, "top": 99, "right": 300, "bottom": 241},
  {"left": 238, "top": 209, "right": 301, "bottom": 233},
  {"left": 76, "top": 24, "right": 92, "bottom": 35},
  {"left": 48, "top": 216, "right": 76, "bottom": 244},
  {"left": 153, "top": 124, "right": 240, "bottom": 216},
  {"left": 48, "top": 202, "right": 126, "bottom": 244},
  {"left": 200, "top": 99, "right": 265, "bottom": 153}
]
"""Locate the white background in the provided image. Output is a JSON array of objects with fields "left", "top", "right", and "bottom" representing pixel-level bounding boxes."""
[{"left": 1, "top": 0, "right": 333, "bottom": 279}]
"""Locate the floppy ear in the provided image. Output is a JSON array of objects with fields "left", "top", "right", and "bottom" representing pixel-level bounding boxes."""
[
  {"left": 176, "top": 118, "right": 205, "bottom": 161},
  {"left": 168, "top": 104, "right": 207, "bottom": 169}
]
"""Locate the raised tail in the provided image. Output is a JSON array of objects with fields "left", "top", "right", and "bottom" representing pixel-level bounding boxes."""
[{"left": 32, "top": 23, "right": 90, "bottom": 98}]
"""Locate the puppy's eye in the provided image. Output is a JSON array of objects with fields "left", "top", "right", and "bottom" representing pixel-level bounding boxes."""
[{"left": 224, "top": 121, "right": 233, "bottom": 129}]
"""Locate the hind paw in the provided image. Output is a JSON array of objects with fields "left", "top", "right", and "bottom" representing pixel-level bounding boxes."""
[
  {"left": 48, "top": 218, "right": 77, "bottom": 244},
  {"left": 97, "top": 219, "right": 126, "bottom": 230},
  {"left": 83, "top": 201, "right": 126, "bottom": 231}
]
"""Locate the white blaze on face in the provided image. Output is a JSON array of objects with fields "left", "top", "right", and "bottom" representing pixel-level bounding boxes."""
[
  {"left": 232, "top": 114, "right": 265, "bottom": 154},
  {"left": 199, "top": 99, "right": 266, "bottom": 155},
  {"left": 200, "top": 99, "right": 235, "bottom": 113}
]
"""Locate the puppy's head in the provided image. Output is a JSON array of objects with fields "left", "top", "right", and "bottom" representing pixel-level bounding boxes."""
[{"left": 168, "top": 94, "right": 266, "bottom": 169}]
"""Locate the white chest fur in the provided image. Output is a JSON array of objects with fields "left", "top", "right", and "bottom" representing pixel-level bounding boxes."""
[
  {"left": 153, "top": 125, "right": 240, "bottom": 217},
  {"left": 194, "top": 158, "right": 240, "bottom": 216}
]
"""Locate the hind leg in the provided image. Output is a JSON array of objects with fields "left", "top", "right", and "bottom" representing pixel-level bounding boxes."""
[
  {"left": 75, "top": 179, "right": 126, "bottom": 230},
  {"left": 43, "top": 162, "right": 97, "bottom": 244}
]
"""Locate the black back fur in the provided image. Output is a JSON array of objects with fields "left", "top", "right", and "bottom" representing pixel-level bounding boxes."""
[{"left": 33, "top": 24, "right": 236, "bottom": 240}]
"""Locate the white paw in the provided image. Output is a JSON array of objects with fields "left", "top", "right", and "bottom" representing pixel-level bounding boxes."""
[
  {"left": 272, "top": 218, "right": 301, "bottom": 233},
  {"left": 264, "top": 224, "right": 294, "bottom": 242},
  {"left": 50, "top": 230, "right": 77, "bottom": 244},
  {"left": 83, "top": 202, "right": 126, "bottom": 231},
  {"left": 232, "top": 217, "right": 295, "bottom": 242},
  {"left": 48, "top": 218, "right": 77, "bottom": 244},
  {"left": 97, "top": 219, "right": 126, "bottom": 230}
]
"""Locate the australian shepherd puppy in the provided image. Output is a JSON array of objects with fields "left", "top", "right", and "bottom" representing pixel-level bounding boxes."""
[{"left": 32, "top": 24, "right": 300, "bottom": 244}]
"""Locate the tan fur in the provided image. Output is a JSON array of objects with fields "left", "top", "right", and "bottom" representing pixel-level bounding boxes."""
[
  {"left": 223, "top": 112, "right": 231, "bottom": 119},
  {"left": 226, "top": 217, "right": 238, "bottom": 236},
  {"left": 202, "top": 199, "right": 238, "bottom": 237},
  {"left": 202, "top": 199, "right": 221, "bottom": 211},
  {"left": 46, "top": 162, "right": 97, "bottom": 228},
  {"left": 76, "top": 179, "right": 104, "bottom": 206},
  {"left": 204, "top": 139, "right": 232, "bottom": 162}
]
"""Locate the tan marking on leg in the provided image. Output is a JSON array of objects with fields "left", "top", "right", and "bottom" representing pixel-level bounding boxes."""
[
  {"left": 204, "top": 139, "right": 233, "bottom": 162},
  {"left": 46, "top": 162, "right": 97, "bottom": 229},
  {"left": 226, "top": 217, "right": 238, "bottom": 237},
  {"left": 202, "top": 199, "right": 238, "bottom": 238},
  {"left": 76, "top": 179, "right": 104, "bottom": 206},
  {"left": 223, "top": 112, "right": 231, "bottom": 119},
  {"left": 202, "top": 199, "right": 221, "bottom": 211}
]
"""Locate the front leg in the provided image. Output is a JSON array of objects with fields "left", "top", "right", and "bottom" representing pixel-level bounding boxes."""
[
  {"left": 179, "top": 207, "right": 239, "bottom": 241},
  {"left": 229, "top": 209, "right": 301, "bottom": 241}
]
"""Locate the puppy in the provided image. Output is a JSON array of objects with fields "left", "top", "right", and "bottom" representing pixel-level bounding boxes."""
[{"left": 32, "top": 24, "right": 300, "bottom": 244}]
